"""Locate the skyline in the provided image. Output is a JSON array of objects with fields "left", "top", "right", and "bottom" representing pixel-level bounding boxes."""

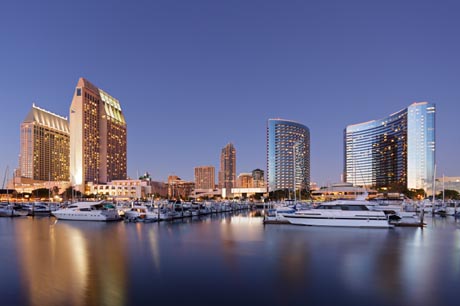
[{"left": 1, "top": 0, "right": 460, "bottom": 186}]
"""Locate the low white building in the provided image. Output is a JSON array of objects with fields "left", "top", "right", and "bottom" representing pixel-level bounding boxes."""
[
  {"left": 231, "top": 187, "right": 268, "bottom": 198},
  {"left": 311, "top": 183, "right": 377, "bottom": 201},
  {"left": 88, "top": 180, "right": 151, "bottom": 200},
  {"left": 192, "top": 188, "right": 222, "bottom": 199}
]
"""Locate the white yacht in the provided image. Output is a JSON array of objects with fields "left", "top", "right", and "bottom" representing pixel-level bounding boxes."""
[
  {"left": 0, "top": 203, "right": 28, "bottom": 217},
  {"left": 22, "top": 202, "right": 58, "bottom": 215},
  {"left": 265, "top": 206, "right": 296, "bottom": 222},
  {"left": 124, "top": 206, "right": 158, "bottom": 221},
  {"left": 282, "top": 201, "right": 393, "bottom": 228},
  {"left": 52, "top": 201, "right": 121, "bottom": 221}
]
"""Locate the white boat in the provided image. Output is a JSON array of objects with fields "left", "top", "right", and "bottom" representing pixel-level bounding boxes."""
[
  {"left": 158, "top": 209, "right": 180, "bottom": 220},
  {"left": 52, "top": 201, "right": 121, "bottom": 221},
  {"left": 22, "top": 202, "right": 58, "bottom": 215},
  {"left": 282, "top": 201, "right": 393, "bottom": 228},
  {"left": 265, "top": 206, "right": 296, "bottom": 222},
  {"left": 124, "top": 206, "right": 158, "bottom": 221},
  {"left": 0, "top": 203, "right": 28, "bottom": 217}
]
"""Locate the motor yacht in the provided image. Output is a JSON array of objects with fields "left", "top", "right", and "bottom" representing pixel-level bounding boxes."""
[
  {"left": 282, "top": 201, "right": 393, "bottom": 228},
  {"left": 52, "top": 201, "right": 121, "bottom": 221},
  {"left": 0, "top": 203, "right": 28, "bottom": 217},
  {"left": 124, "top": 206, "right": 158, "bottom": 221},
  {"left": 21, "top": 202, "right": 57, "bottom": 216}
]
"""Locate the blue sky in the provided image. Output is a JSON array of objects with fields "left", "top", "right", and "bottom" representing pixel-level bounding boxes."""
[{"left": 1, "top": 0, "right": 459, "bottom": 186}]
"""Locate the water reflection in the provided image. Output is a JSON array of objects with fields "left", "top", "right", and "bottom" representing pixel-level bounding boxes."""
[
  {"left": 15, "top": 218, "right": 127, "bottom": 306},
  {"left": 1, "top": 213, "right": 459, "bottom": 306}
]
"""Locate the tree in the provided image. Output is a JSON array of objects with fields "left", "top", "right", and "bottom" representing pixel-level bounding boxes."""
[
  {"left": 32, "top": 188, "right": 51, "bottom": 199},
  {"left": 437, "top": 189, "right": 460, "bottom": 200},
  {"left": 52, "top": 186, "right": 60, "bottom": 196},
  {"left": 61, "top": 187, "right": 83, "bottom": 201},
  {"left": 300, "top": 189, "right": 311, "bottom": 200},
  {"left": 404, "top": 188, "right": 426, "bottom": 200},
  {"left": 269, "top": 189, "right": 290, "bottom": 201}
]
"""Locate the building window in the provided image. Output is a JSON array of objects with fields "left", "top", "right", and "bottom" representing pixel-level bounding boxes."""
[{"left": 76, "top": 88, "right": 82, "bottom": 96}]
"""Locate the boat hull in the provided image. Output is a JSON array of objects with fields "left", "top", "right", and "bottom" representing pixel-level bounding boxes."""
[
  {"left": 283, "top": 213, "right": 393, "bottom": 228},
  {"left": 52, "top": 212, "right": 120, "bottom": 221}
]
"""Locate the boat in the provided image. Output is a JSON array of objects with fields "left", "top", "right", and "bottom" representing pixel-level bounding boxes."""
[
  {"left": 52, "top": 201, "right": 121, "bottom": 221},
  {"left": 124, "top": 206, "right": 158, "bottom": 221},
  {"left": 282, "top": 201, "right": 393, "bottom": 228},
  {"left": 21, "top": 202, "right": 57, "bottom": 216},
  {"left": 264, "top": 206, "right": 296, "bottom": 224},
  {"left": 158, "top": 209, "right": 180, "bottom": 221},
  {"left": 0, "top": 203, "right": 28, "bottom": 217}
]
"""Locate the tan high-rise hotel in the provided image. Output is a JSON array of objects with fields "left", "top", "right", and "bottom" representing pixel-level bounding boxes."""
[
  {"left": 194, "top": 166, "right": 215, "bottom": 189},
  {"left": 19, "top": 104, "right": 70, "bottom": 181},
  {"left": 218, "top": 143, "right": 236, "bottom": 194},
  {"left": 70, "top": 78, "right": 127, "bottom": 190}
]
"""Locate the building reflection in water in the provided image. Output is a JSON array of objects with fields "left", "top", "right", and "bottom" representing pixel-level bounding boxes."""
[
  {"left": 339, "top": 229, "right": 402, "bottom": 303},
  {"left": 7, "top": 212, "right": 460, "bottom": 306},
  {"left": 15, "top": 218, "right": 128, "bottom": 306}
]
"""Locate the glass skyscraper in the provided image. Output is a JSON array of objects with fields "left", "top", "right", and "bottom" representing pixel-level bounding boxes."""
[
  {"left": 344, "top": 102, "right": 435, "bottom": 192},
  {"left": 267, "top": 119, "right": 310, "bottom": 193}
]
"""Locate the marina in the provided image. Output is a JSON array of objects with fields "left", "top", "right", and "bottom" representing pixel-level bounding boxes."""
[{"left": 1, "top": 210, "right": 460, "bottom": 306}]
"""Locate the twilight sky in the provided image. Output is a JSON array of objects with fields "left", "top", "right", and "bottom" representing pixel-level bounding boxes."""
[{"left": 1, "top": 0, "right": 459, "bottom": 186}]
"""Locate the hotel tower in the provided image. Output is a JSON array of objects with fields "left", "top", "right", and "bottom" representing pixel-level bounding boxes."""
[
  {"left": 194, "top": 166, "right": 215, "bottom": 190},
  {"left": 218, "top": 143, "right": 236, "bottom": 196},
  {"left": 344, "top": 102, "right": 435, "bottom": 192},
  {"left": 19, "top": 104, "right": 70, "bottom": 181},
  {"left": 70, "top": 78, "right": 127, "bottom": 190},
  {"left": 267, "top": 119, "right": 310, "bottom": 193}
]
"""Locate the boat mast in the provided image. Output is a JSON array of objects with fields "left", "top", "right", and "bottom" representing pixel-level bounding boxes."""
[
  {"left": 432, "top": 164, "right": 436, "bottom": 216},
  {"left": 442, "top": 174, "right": 445, "bottom": 203},
  {"left": 48, "top": 167, "right": 51, "bottom": 203},
  {"left": 3, "top": 166, "right": 9, "bottom": 204}
]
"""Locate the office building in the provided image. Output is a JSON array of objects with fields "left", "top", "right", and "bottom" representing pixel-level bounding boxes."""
[
  {"left": 19, "top": 104, "right": 70, "bottom": 181},
  {"left": 194, "top": 166, "right": 215, "bottom": 190},
  {"left": 267, "top": 119, "right": 310, "bottom": 193},
  {"left": 218, "top": 143, "right": 236, "bottom": 195},
  {"left": 168, "top": 175, "right": 194, "bottom": 200},
  {"left": 252, "top": 168, "right": 265, "bottom": 188},
  {"left": 344, "top": 102, "right": 435, "bottom": 191},
  {"left": 237, "top": 173, "right": 254, "bottom": 188},
  {"left": 88, "top": 180, "right": 151, "bottom": 200},
  {"left": 70, "top": 78, "right": 127, "bottom": 190}
]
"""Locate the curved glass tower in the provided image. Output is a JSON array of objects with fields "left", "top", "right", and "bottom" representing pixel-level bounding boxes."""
[
  {"left": 267, "top": 119, "right": 310, "bottom": 193},
  {"left": 344, "top": 102, "right": 435, "bottom": 192}
]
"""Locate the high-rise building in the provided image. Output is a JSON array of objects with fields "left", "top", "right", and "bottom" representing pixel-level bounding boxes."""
[
  {"left": 19, "top": 104, "right": 70, "bottom": 181},
  {"left": 252, "top": 168, "right": 265, "bottom": 188},
  {"left": 237, "top": 173, "right": 254, "bottom": 188},
  {"left": 344, "top": 102, "right": 435, "bottom": 192},
  {"left": 168, "top": 175, "right": 194, "bottom": 199},
  {"left": 267, "top": 119, "right": 310, "bottom": 193},
  {"left": 194, "top": 166, "right": 215, "bottom": 189},
  {"left": 218, "top": 143, "right": 236, "bottom": 194},
  {"left": 70, "top": 78, "right": 127, "bottom": 189}
]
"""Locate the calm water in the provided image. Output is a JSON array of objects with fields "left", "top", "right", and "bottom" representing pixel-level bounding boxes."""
[{"left": 1, "top": 212, "right": 460, "bottom": 306}]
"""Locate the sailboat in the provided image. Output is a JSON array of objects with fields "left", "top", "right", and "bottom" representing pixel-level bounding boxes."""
[{"left": 0, "top": 167, "right": 27, "bottom": 217}]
